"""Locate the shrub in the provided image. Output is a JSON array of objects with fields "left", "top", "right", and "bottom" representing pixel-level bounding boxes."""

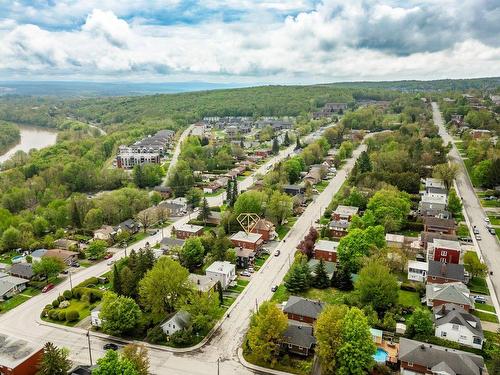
[
  {"left": 76, "top": 277, "right": 98, "bottom": 288},
  {"left": 90, "top": 289, "right": 104, "bottom": 301},
  {"left": 59, "top": 300, "right": 70, "bottom": 309},
  {"left": 44, "top": 304, "right": 53, "bottom": 310},
  {"left": 40, "top": 310, "right": 48, "bottom": 318},
  {"left": 400, "top": 282, "right": 417, "bottom": 292},
  {"left": 72, "top": 287, "right": 83, "bottom": 299},
  {"left": 170, "top": 328, "right": 195, "bottom": 347},
  {"left": 58, "top": 295, "right": 66, "bottom": 302},
  {"left": 146, "top": 326, "right": 168, "bottom": 344},
  {"left": 63, "top": 290, "right": 73, "bottom": 299},
  {"left": 81, "top": 293, "right": 90, "bottom": 303},
  {"left": 48, "top": 309, "right": 59, "bottom": 320},
  {"left": 52, "top": 300, "right": 60, "bottom": 308},
  {"left": 66, "top": 310, "right": 79, "bottom": 322},
  {"left": 58, "top": 311, "right": 66, "bottom": 321}
]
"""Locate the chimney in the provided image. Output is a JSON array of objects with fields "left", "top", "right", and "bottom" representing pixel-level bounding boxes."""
[
  {"left": 420, "top": 344, "right": 425, "bottom": 350},
  {"left": 441, "top": 263, "right": 447, "bottom": 276}
]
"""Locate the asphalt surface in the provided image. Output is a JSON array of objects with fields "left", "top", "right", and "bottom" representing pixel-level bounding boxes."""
[
  {"left": 0, "top": 124, "right": 359, "bottom": 374},
  {"left": 432, "top": 102, "right": 500, "bottom": 313}
]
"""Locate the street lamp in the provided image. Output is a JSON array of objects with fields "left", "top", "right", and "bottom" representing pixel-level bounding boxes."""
[
  {"left": 68, "top": 269, "right": 73, "bottom": 290},
  {"left": 86, "top": 330, "right": 93, "bottom": 366}
]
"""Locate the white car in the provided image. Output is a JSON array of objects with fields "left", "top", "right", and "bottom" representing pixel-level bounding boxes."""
[
  {"left": 475, "top": 234, "right": 482, "bottom": 241},
  {"left": 107, "top": 260, "right": 115, "bottom": 266},
  {"left": 240, "top": 271, "right": 251, "bottom": 277}
]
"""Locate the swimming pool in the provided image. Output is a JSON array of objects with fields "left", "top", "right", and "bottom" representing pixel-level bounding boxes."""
[
  {"left": 11, "top": 255, "right": 24, "bottom": 264},
  {"left": 373, "top": 348, "right": 388, "bottom": 363}
]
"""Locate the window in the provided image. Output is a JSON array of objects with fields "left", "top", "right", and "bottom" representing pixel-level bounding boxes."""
[
  {"left": 441, "top": 331, "right": 447, "bottom": 337},
  {"left": 288, "top": 344, "right": 292, "bottom": 349},
  {"left": 407, "top": 362, "right": 413, "bottom": 367},
  {"left": 473, "top": 337, "right": 482, "bottom": 345},
  {"left": 441, "top": 251, "right": 448, "bottom": 256},
  {"left": 452, "top": 324, "right": 459, "bottom": 330}
]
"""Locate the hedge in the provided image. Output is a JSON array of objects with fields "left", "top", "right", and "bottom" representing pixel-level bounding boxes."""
[
  {"left": 63, "top": 290, "right": 73, "bottom": 299},
  {"left": 66, "top": 310, "right": 79, "bottom": 322},
  {"left": 52, "top": 300, "right": 60, "bottom": 308},
  {"left": 76, "top": 277, "right": 99, "bottom": 288}
]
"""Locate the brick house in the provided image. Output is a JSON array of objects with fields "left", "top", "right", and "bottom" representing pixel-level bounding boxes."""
[
  {"left": 282, "top": 321, "right": 316, "bottom": 357},
  {"left": 425, "top": 282, "right": 475, "bottom": 312},
  {"left": 423, "top": 217, "right": 456, "bottom": 235},
  {"left": 427, "top": 261, "right": 466, "bottom": 284},
  {"left": 0, "top": 335, "right": 44, "bottom": 375},
  {"left": 250, "top": 219, "right": 277, "bottom": 242},
  {"left": 283, "top": 296, "right": 325, "bottom": 324},
  {"left": 399, "top": 338, "right": 484, "bottom": 375},
  {"left": 230, "top": 231, "right": 263, "bottom": 252},
  {"left": 332, "top": 205, "right": 359, "bottom": 221},
  {"left": 429, "top": 238, "right": 461, "bottom": 264},
  {"left": 313, "top": 240, "right": 339, "bottom": 263},
  {"left": 329, "top": 220, "right": 349, "bottom": 238},
  {"left": 174, "top": 224, "right": 204, "bottom": 239}
]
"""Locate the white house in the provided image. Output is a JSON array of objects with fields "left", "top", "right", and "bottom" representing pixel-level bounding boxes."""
[
  {"left": 161, "top": 311, "right": 191, "bottom": 336},
  {"left": 0, "top": 275, "right": 29, "bottom": 301},
  {"left": 90, "top": 306, "right": 102, "bottom": 327},
  {"left": 433, "top": 304, "right": 484, "bottom": 349},
  {"left": 407, "top": 260, "right": 428, "bottom": 282},
  {"left": 205, "top": 261, "right": 236, "bottom": 290}
]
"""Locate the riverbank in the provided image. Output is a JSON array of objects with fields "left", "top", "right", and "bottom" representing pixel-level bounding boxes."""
[
  {"left": 0, "top": 121, "right": 21, "bottom": 155},
  {"left": 0, "top": 124, "right": 58, "bottom": 164}
]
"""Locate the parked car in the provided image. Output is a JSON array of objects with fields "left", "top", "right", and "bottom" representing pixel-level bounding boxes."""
[
  {"left": 107, "top": 260, "right": 115, "bottom": 266},
  {"left": 274, "top": 250, "right": 280, "bottom": 257},
  {"left": 484, "top": 217, "right": 490, "bottom": 223},
  {"left": 42, "top": 283, "right": 55, "bottom": 293},
  {"left": 475, "top": 234, "right": 482, "bottom": 241},
  {"left": 271, "top": 285, "right": 278, "bottom": 292},
  {"left": 240, "top": 271, "right": 251, "bottom": 277},
  {"left": 103, "top": 343, "right": 119, "bottom": 351},
  {"left": 474, "top": 295, "right": 487, "bottom": 304},
  {"left": 104, "top": 253, "right": 113, "bottom": 260},
  {"left": 489, "top": 228, "right": 496, "bottom": 235},
  {"left": 71, "top": 262, "right": 80, "bottom": 268},
  {"left": 473, "top": 227, "right": 480, "bottom": 235},
  {"left": 247, "top": 267, "right": 255, "bottom": 273}
]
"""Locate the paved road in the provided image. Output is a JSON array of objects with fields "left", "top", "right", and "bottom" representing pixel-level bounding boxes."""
[
  {"left": 0, "top": 125, "right": 354, "bottom": 374},
  {"left": 163, "top": 124, "right": 195, "bottom": 184},
  {"left": 432, "top": 102, "right": 500, "bottom": 313}
]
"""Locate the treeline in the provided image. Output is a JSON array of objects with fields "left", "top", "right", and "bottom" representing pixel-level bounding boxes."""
[{"left": 0, "top": 121, "right": 20, "bottom": 154}]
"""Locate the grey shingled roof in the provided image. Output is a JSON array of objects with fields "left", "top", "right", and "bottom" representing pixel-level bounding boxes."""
[
  {"left": 428, "top": 261, "right": 465, "bottom": 282},
  {"left": 426, "top": 283, "right": 474, "bottom": 307},
  {"left": 433, "top": 304, "right": 483, "bottom": 339},
  {"left": 283, "top": 296, "right": 325, "bottom": 320},
  {"left": 7, "top": 263, "right": 34, "bottom": 279},
  {"left": 399, "top": 338, "right": 484, "bottom": 375},
  {"left": 282, "top": 321, "right": 316, "bottom": 349}
]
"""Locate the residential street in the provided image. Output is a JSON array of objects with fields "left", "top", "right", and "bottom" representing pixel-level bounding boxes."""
[
  {"left": 163, "top": 123, "right": 195, "bottom": 184},
  {"left": 432, "top": 102, "right": 500, "bottom": 313},
  {"left": 0, "top": 128, "right": 364, "bottom": 375}
]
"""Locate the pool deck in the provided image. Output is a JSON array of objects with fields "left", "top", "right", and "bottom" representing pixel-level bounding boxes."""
[{"left": 378, "top": 341, "right": 399, "bottom": 363}]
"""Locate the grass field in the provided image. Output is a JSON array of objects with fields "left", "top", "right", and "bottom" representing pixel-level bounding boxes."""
[
  {"left": 43, "top": 299, "right": 98, "bottom": 327},
  {"left": 481, "top": 199, "right": 500, "bottom": 208},
  {"left": 315, "top": 180, "right": 330, "bottom": 192},
  {"left": 469, "top": 277, "right": 490, "bottom": 295},
  {"left": 398, "top": 290, "right": 422, "bottom": 308},
  {"left": 271, "top": 284, "right": 349, "bottom": 305},
  {"left": 276, "top": 217, "right": 298, "bottom": 239},
  {"left": 472, "top": 310, "right": 499, "bottom": 323},
  {"left": 476, "top": 304, "right": 496, "bottom": 313},
  {"left": 457, "top": 223, "right": 471, "bottom": 237}
]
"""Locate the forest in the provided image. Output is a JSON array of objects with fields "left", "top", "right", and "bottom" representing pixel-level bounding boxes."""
[{"left": 0, "top": 121, "right": 20, "bottom": 155}]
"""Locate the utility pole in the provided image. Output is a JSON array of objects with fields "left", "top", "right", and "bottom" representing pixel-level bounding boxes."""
[
  {"left": 255, "top": 298, "right": 258, "bottom": 312},
  {"left": 69, "top": 270, "right": 73, "bottom": 290},
  {"left": 217, "top": 358, "right": 220, "bottom": 375},
  {"left": 86, "top": 330, "right": 93, "bottom": 366}
]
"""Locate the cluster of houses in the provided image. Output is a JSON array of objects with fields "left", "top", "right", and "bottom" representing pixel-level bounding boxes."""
[
  {"left": 116, "top": 129, "right": 175, "bottom": 169},
  {"left": 312, "top": 102, "right": 348, "bottom": 119},
  {"left": 0, "top": 248, "right": 79, "bottom": 301}
]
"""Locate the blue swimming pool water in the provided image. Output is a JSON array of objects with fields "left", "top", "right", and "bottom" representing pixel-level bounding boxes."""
[
  {"left": 373, "top": 348, "right": 388, "bottom": 363},
  {"left": 11, "top": 255, "right": 24, "bottom": 264}
]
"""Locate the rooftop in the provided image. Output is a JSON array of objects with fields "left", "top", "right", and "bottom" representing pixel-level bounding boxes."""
[
  {"left": 423, "top": 216, "right": 456, "bottom": 229},
  {"left": 385, "top": 233, "right": 405, "bottom": 243},
  {"left": 0, "top": 334, "right": 43, "bottom": 369},
  {"left": 188, "top": 274, "right": 218, "bottom": 293},
  {"left": 433, "top": 303, "right": 483, "bottom": 339},
  {"left": 426, "top": 282, "right": 473, "bottom": 307},
  {"left": 314, "top": 240, "right": 339, "bottom": 253},
  {"left": 206, "top": 261, "right": 235, "bottom": 275},
  {"left": 425, "top": 178, "right": 446, "bottom": 189},
  {"left": 421, "top": 194, "right": 447, "bottom": 204},
  {"left": 175, "top": 224, "right": 203, "bottom": 233},
  {"left": 428, "top": 261, "right": 465, "bottom": 282},
  {"left": 433, "top": 238, "right": 461, "bottom": 251},
  {"left": 231, "top": 231, "right": 263, "bottom": 244},
  {"left": 283, "top": 296, "right": 325, "bottom": 320},
  {"left": 282, "top": 321, "right": 316, "bottom": 349},
  {"left": 334, "top": 205, "right": 359, "bottom": 216}
]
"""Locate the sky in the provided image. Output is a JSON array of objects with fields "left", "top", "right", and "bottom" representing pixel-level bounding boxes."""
[{"left": 0, "top": 0, "right": 499, "bottom": 84}]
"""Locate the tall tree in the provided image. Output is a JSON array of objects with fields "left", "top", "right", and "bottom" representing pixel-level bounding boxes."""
[
  {"left": 433, "top": 163, "right": 459, "bottom": 190},
  {"left": 198, "top": 197, "right": 211, "bottom": 224},
  {"left": 33, "top": 256, "right": 65, "bottom": 283},
  {"left": 37, "top": 342, "right": 72, "bottom": 375},
  {"left": 185, "top": 187, "right": 203, "bottom": 208},
  {"left": 272, "top": 137, "right": 279, "bottom": 155},
  {"left": 179, "top": 237, "right": 205, "bottom": 271},
  {"left": 92, "top": 350, "right": 137, "bottom": 375},
  {"left": 246, "top": 301, "right": 288, "bottom": 366},
  {"left": 313, "top": 259, "right": 331, "bottom": 289},
  {"left": 122, "top": 344, "right": 149, "bottom": 375},
  {"left": 336, "top": 307, "right": 376, "bottom": 375},
  {"left": 406, "top": 308, "right": 434, "bottom": 338},
  {"left": 226, "top": 179, "right": 232, "bottom": 205},
  {"left": 231, "top": 179, "right": 238, "bottom": 207},
  {"left": 113, "top": 264, "right": 122, "bottom": 295},
  {"left": 283, "top": 131, "right": 291, "bottom": 146},
  {"left": 355, "top": 260, "right": 399, "bottom": 312},
  {"left": 447, "top": 188, "right": 462, "bottom": 217},
  {"left": 295, "top": 136, "right": 301, "bottom": 150},
  {"left": 357, "top": 151, "right": 372, "bottom": 173},
  {"left": 139, "top": 257, "right": 190, "bottom": 322},
  {"left": 100, "top": 292, "right": 142, "bottom": 336},
  {"left": 315, "top": 305, "right": 349, "bottom": 374},
  {"left": 463, "top": 252, "right": 488, "bottom": 278},
  {"left": 266, "top": 191, "right": 293, "bottom": 225}
]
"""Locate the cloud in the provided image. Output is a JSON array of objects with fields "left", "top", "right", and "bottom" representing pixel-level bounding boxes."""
[{"left": 0, "top": 0, "right": 498, "bottom": 82}]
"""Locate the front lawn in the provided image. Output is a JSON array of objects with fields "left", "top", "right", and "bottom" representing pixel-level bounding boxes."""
[
  {"left": 457, "top": 223, "right": 470, "bottom": 237},
  {"left": 398, "top": 290, "right": 422, "bottom": 308},
  {"left": 488, "top": 216, "right": 500, "bottom": 226},
  {"left": 271, "top": 285, "right": 349, "bottom": 306},
  {"left": 276, "top": 217, "right": 298, "bottom": 239},
  {"left": 469, "top": 277, "right": 490, "bottom": 295},
  {"left": 43, "top": 299, "right": 98, "bottom": 327},
  {"left": 244, "top": 347, "right": 313, "bottom": 375},
  {"left": 481, "top": 199, "right": 500, "bottom": 208},
  {"left": 254, "top": 254, "right": 269, "bottom": 269},
  {"left": 0, "top": 294, "right": 31, "bottom": 313},
  {"left": 315, "top": 180, "right": 329, "bottom": 192},
  {"left": 472, "top": 310, "right": 499, "bottom": 323},
  {"left": 476, "top": 304, "right": 496, "bottom": 313}
]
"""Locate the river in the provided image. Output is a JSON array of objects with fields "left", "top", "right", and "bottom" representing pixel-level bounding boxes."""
[{"left": 0, "top": 125, "right": 58, "bottom": 163}]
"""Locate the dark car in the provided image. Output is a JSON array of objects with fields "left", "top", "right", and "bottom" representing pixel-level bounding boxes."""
[
  {"left": 271, "top": 285, "right": 278, "bottom": 292},
  {"left": 103, "top": 343, "right": 119, "bottom": 351}
]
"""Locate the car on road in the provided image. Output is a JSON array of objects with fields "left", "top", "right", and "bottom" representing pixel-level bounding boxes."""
[
  {"left": 489, "top": 228, "right": 496, "bottom": 235},
  {"left": 248, "top": 267, "right": 255, "bottom": 273},
  {"left": 103, "top": 343, "right": 119, "bottom": 351},
  {"left": 473, "top": 227, "right": 480, "bottom": 235},
  {"left": 240, "top": 271, "right": 251, "bottom": 277},
  {"left": 107, "top": 260, "right": 115, "bottom": 266},
  {"left": 271, "top": 285, "right": 278, "bottom": 292},
  {"left": 484, "top": 217, "right": 490, "bottom": 223},
  {"left": 475, "top": 234, "right": 482, "bottom": 241},
  {"left": 274, "top": 250, "right": 280, "bottom": 257},
  {"left": 104, "top": 253, "right": 113, "bottom": 260},
  {"left": 71, "top": 262, "right": 80, "bottom": 268},
  {"left": 474, "top": 295, "right": 487, "bottom": 304},
  {"left": 42, "top": 283, "right": 55, "bottom": 293}
]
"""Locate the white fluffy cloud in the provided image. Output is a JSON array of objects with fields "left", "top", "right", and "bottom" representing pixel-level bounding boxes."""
[{"left": 0, "top": 0, "right": 499, "bottom": 82}]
